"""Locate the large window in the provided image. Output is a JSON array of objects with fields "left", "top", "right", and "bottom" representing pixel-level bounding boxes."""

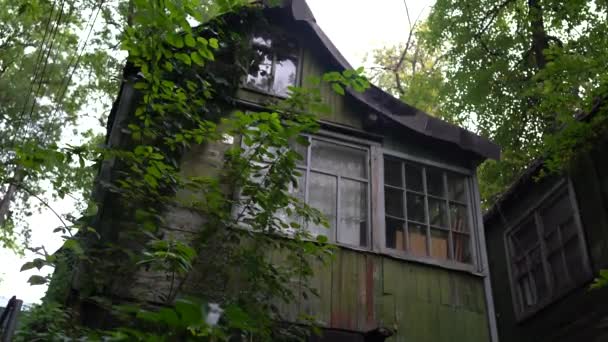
[
  {"left": 244, "top": 34, "right": 299, "bottom": 97},
  {"left": 505, "top": 182, "right": 590, "bottom": 318},
  {"left": 383, "top": 157, "right": 473, "bottom": 264},
  {"left": 292, "top": 136, "right": 370, "bottom": 247}
]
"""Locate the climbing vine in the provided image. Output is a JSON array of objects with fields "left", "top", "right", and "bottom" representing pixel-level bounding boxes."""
[{"left": 17, "top": 0, "right": 369, "bottom": 341}]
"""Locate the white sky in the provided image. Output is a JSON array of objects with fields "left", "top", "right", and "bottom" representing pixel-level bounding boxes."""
[{"left": 0, "top": 0, "right": 434, "bottom": 305}]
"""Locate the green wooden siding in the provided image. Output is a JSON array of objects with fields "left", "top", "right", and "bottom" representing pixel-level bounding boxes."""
[{"left": 276, "top": 248, "right": 490, "bottom": 342}]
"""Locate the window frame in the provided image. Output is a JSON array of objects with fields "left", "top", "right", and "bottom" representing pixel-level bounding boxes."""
[
  {"left": 295, "top": 131, "right": 374, "bottom": 249},
  {"left": 503, "top": 178, "right": 592, "bottom": 321},
  {"left": 241, "top": 34, "right": 303, "bottom": 98},
  {"left": 376, "top": 149, "right": 481, "bottom": 274}
]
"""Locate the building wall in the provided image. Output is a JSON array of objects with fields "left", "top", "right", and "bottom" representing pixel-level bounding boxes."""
[
  {"left": 108, "top": 21, "right": 493, "bottom": 341},
  {"left": 485, "top": 136, "right": 608, "bottom": 342}
]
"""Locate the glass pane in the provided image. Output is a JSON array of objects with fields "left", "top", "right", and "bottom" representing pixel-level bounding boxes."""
[
  {"left": 290, "top": 137, "right": 308, "bottom": 166},
  {"left": 449, "top": 203, "right": 469, "bottom": 233},
  {"left": 453, "top": 232, "right": 471, "bottom": 263},
  {"left": 385, "top": 187, "right": 404, "bottom": 218},
  {"left": 311, "top": 140, "right": 367, "bottom": 178},
  {"left": 338, "top": 179, "right": 367, "bottom": 247},
  {"left": 428, "top": 198, "right": 448, "bottom": 227},
  {"left": 246, "top": 49, "right": 273, "bottom": 92},
  {"left": 308, "top": 172, "right": 336, "bottom": 239},
  {"left": 564, "top": 237, "right": 586, "bottom": 283},
  {"left": 541, "top": 190, "right": 573, "bottom": 236},
  {"left": 408, "top": 223, "right": 427, "bottom": 256},
  {"left": 548, "top": 251, "right": 568, "bottom": 291},
  {"left": 386, "top": 217, "right": 405, "bottom": 250},
  {"left": 544, "top": 231, "right": 560, "bottom": 254},
  {"left": 404, "top": 164, "right": 423, "bottom": 192},
  {"left": 532, "top": 264, "right": 549, "bottom": 303},
  {"left": 511, "top": 220, "right": 539, "bottom": 255},
  {"left": 406, "top": 192, "right": 426, "bottom": 223},
  {"left": 426, "top": 167, "right": 445, "bottom": 197},
  {"left": 560, "top": 217, "right": 578, "bottom": 242},
  {"left": 430, "top": 229, "right": 449, "bottom": 260},
  {"left": 519, "top": 276, "right": 536, "bottom": 307},
  {"left": 272, "top": 55, "right": 297, "bottom": 96},
  {"left": 384, "top": 158, "right": 402, "bottom": 187},
  {"left": 447, "top": 173, "right": 467, "bottom": 202}
]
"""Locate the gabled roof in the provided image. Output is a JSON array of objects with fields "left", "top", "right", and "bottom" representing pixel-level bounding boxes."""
[{"left": 289, "top": 0, "right": 500, "bottom": 161}]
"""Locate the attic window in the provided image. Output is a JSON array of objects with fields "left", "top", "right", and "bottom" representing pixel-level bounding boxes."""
[
  {"left": 505, "top": 182, "right": 591, "bottom": 319},
  {"left": 384, "top": 157, "right": 473, "bottom": 264},
  {"left": 244, "top": 34, "right": 299, "bottom": 97}
]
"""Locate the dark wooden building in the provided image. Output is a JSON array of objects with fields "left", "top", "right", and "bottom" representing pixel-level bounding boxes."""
[
  {"left": 484, "top": 108, "right": 608, "bottom": 341},
  {"left": 90, "top": 1, "right": 501, "bottom": 340}
]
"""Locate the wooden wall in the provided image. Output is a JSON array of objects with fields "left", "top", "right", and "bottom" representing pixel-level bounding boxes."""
[
  {"left": 268, "top": 248, "right": 490, "bottom": 342},
  {"left": 485, "top": 135, "right": 608, "bottom": 342}
]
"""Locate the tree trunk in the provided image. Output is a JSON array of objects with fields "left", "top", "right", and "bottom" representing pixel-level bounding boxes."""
[
  {"left": 528, "top": 0, "right": 549, "bottom": 70},
  {"left": 0, "top": 167, "right": 25, "bottom": 227}
]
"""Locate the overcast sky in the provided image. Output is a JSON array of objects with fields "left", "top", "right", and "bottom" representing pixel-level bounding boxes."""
[{"left": 0, "top": 0, "right": 434, "bottom": 305}]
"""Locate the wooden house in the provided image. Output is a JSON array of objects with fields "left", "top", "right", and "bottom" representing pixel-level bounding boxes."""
[
  {"left": 484, "top": 102, "right": 608, "bottom": 342},
  {"left": 94, "top": 1, "right": 501, "bottom": 340}
]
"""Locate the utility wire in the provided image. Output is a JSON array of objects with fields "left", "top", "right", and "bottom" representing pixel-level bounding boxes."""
[{"left": 43, "top": 0, "right": 105, "bottom": 144}]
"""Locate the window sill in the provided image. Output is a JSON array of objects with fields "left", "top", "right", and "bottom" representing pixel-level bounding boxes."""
[
  {"left": 514, "top": 275, "right": 594, "bottom": 323},
  {"left": 239, "top": 86, "right": 289, "bottom": 100},
  {"left": 332, "top": 242, "right": 484, "bottom": 277}
]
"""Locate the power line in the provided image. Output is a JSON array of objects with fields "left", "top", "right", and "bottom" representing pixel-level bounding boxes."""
[{"left": 43, "top": 0, "right": 105, "bottom": 144}]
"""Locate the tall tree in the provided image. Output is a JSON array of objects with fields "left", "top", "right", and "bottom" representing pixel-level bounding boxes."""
[
  {"left": 0, "top": 0, "right": 120, "bottom": 250},
  {"left": 372, "top": 0, "right": 608, "bottom": 205}
]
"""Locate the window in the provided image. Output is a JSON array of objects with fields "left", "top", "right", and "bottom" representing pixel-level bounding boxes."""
[
  {"left": 383, "top": 157, "right": 473, "bottom": 264},
  {"left": 291, "top": 136, "right": 370, "bottom": 247},
  {"left": 505, "top": 182, "right": 590, "bottom": 318},
  {"left": 244, "top": 34, "right": 299, "bottom": 97}
]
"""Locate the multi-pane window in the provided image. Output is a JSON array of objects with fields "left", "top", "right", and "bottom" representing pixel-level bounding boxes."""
[
  {"left": 384, "top": 157, "right": 472, "bottom": 264},
  {"left": 291, "top": 136, "right": 370, "bottom": 247},
  {"left": 506, "top": 184, "right": 590, "bottom": 318},
  {"left": 244, "top": 34, "right": 298, "bottom": 97}
]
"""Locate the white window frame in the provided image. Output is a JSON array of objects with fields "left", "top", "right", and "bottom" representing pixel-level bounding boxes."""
[
  {"left": 375, "top": 149, "right": 481, "bottom": 273},
  {"left": 503, "top": 178, "right": 592, "bottom": 321},
  {"left": 295, "top": 132, "right": 374, "bottom": 249}
]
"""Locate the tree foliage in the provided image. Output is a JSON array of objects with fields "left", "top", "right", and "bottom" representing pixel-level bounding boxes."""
[
  {"left": 0, "top": 0, "right": 121, "bottom": 250},
  {"left": 14, "top": 1, "right": 370, "bottom": 341},
  {"left": 372, "top": 0, "right": 608, "bottom": 206}
]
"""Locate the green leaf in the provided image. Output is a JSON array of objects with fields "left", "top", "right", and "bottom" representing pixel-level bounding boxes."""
[
  {"left": 209, "top": 38, "right": 219, "bottom": 49},
  {"left": 191, "top": 52, "right": 204, "bottom": 66},
  {"left": 331, "top": 83, "right": 345, "bottom": 95},
  {"left": 184, "top": 34, "right": 196, "bottom": 48},
  {"left": 63, "top": 239, "right": 84, "bottom": 255},
  {"left": 175, "top": 53, "right": 191, "bottom": 66},
  {"left": 27, "top": 275, "right": 47, "bottom": 285}
]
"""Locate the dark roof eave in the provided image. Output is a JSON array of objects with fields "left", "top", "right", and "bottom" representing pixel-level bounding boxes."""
[{"left": 290, "top": 0, "right": 500, "bottom": 161}]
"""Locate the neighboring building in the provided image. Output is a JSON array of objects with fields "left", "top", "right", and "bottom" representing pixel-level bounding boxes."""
[
  {"left": 92, "top": 1, "right": 501, "bottom": 341},
  {"left": 484, "top": 104, "right": 608, "bottom": 341}
]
